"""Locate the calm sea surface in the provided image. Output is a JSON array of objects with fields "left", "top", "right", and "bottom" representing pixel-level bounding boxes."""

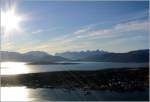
[
  {"left": 1, "top": 87, "right": 149, "bottom": 101},
  {"left": 1, "top": 61, "right": 148, "bottom": 75}
]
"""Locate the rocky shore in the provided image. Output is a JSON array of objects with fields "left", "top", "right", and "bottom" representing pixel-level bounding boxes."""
[{"left": 1, "top": 67, "right": 149, "bottom": 92}]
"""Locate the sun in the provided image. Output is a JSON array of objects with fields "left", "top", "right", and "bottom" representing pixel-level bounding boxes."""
[{"left": 1, "top": 7, "right": 23, "bottom": 33}]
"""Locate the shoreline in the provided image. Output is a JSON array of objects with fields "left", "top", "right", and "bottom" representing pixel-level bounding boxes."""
[{"left": 1, "top": 67, "right": 149, "bottom": 92}]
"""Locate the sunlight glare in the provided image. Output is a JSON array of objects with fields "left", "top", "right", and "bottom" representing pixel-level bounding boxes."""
[
  {"left": 1, "top": 87, "right": 30, "bottom": 101},
  {"left": 1, "top": 7, "right": 23, "bottom": 33},
  {"left": 1, "top": 62, "right": 29, "bottom": 75}
]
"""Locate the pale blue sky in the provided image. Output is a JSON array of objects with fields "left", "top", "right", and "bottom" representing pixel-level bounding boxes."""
[{"left": 1, "top": 1, "right": 149, "bottom": 54}]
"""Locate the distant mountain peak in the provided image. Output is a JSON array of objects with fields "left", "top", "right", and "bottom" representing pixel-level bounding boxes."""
[{"left": 55, "top": 49, "right": 109, "bottom": 60}]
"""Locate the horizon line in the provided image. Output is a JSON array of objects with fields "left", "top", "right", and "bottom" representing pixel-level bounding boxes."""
[{"left": 0, "top": 48, "right": 149, "bottom": 55}]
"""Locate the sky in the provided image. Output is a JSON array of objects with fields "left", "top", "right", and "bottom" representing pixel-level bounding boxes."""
[{"left": 1, "top": 1, "right": 149, "bottom": 54}]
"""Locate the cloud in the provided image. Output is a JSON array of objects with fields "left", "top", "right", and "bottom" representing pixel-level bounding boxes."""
[
  {"left": 76, "top": 21, "right": 148, "bottom": 39},
  {"left": 46, "top": 20, "right": 148, "bottom": 53},
  {"left": 74, "top": 27, "right": 90, "bottom": 35},
  {"left": 74, "top": 25, "right": 94, "bottom": 35},
  {"left": 73, "top": 22, "right": 106, "bottom": 35},
  {"left": 72, "top": 9, "right": 148, "bottom": 39},
  {"left": 108, "top": 35, "right": 147, "bottom": 45},
  {"left": 31, "top": 27, "right": 59, "bottom": 34},
  {"left": 8, "top": 20, "right": 148, "bottom": 54},
  {"left": 2, "top": 42, "right": 16, "bottom": 51},
  {"left": 31, "top": 29, "right": 44, "bottom": 34},
  {"left": 114, "top": 21, "right": 148, "bottom": 33}
]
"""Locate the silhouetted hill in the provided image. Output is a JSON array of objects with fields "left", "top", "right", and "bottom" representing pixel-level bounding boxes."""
[
  {"left": 1, "top": 51, "right": 23, "bottom": 61},
  {"left": 80, "top": 49, "right": 149, "bottom": 62},
  {"left": 0, "top": 51, "right": 67, "bottom": 62},
  {"left": 23, "top": 51, "right": 50, "bottom": 58}
]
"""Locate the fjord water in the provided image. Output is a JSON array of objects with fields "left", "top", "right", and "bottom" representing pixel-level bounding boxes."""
[
  {"left": 1, "top": 87, "right": 149, "bottom": 101},
  {"left": 1, "top": 62, "right": 148, "bottom": 75},
  {"left": 1, "top": 62, "right": 148, "bottom": 101}
]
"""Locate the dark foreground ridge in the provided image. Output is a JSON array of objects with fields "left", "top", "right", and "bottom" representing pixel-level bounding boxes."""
[{"left": 1, "top": 67, "right": 149, "bottom": 92}]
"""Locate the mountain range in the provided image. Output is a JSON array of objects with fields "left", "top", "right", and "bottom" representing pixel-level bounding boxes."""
[
  {"left": 55, "top": 50, "right": 108, "bottom": 60},
  {"left": 0, "top": 51, "right": 67, "bottom": 62},
  {"left": 79, "top": 49, "right": 149, "bottom": 62},
  {"left": 0, "top": 49, "right": 149, "bottom": 62},
  {"left": 56, "top": 49, "right": 149, "bottom": 62}
]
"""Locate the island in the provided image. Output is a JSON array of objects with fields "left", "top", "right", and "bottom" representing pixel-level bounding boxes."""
[{"left": 27, "top": 61, "right": 80, "bottom": 65}]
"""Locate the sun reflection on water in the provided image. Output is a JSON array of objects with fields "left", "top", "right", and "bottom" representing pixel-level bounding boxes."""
[
  {"left": 1, "top": 87, "right": 31, "bottom": 101},
  {"left": 1, "top": 62, "right": 30, "bottom": 75}
]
